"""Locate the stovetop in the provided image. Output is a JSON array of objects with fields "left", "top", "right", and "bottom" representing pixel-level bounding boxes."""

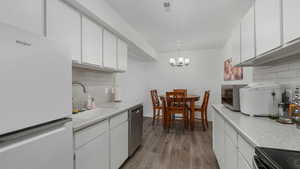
[{"left": 255, "top": 147, "right": 300, "bottom": 169}]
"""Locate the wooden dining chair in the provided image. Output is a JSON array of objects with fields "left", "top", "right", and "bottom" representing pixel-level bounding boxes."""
[
  {"left": 150, "top": 90, "right": 162, "bottom": 125},
  {"left": 194, "top": 91, "right": 210, "bottom": 131},
  {"left": 165, "top": 91, "right": 189, "bottom": 130},
  {"left": 173, "top": 89, "right": 187, "bottom": 96},
  {"left": 160, "top": 96, "right": 168, "bottom": 129}
]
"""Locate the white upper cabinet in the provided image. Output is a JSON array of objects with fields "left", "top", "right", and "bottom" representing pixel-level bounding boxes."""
[
  {"left": 283, "top": 0, "right": 300, "bottom": 44},
  {"left": 241, "top": 6, "right": 255, "bottom": 62},
  {"left": 82, "top": 16, "right": 103, "bottom": 66},
  {"left": 255, "top": 0, "right": 281, "bottom": 56},
  {"left": 0, "top": 0, "right": 43, "bottom": 36},
  {"left": 103, "top": 30, "right": 117, "bottom": 69},
  {"left": 46, "top": 0, "right": 82, "bottom": 63},
  {"left": 231, "top": 24, "right": 241, "bottom": 66},
  {"left": 117, "top": 39, "right": 128, "bottom": 71}
]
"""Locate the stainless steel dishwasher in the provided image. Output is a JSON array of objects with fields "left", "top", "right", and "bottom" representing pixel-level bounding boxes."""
[{"left": 128, "top": 104, "right": 143, "bottom": 157}]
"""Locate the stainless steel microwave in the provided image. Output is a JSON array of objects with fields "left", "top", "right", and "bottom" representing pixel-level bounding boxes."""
[{"left": 221, "top": 85, "right": 246, "bottom": 111}]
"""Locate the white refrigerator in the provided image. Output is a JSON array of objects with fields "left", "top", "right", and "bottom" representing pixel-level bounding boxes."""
[{"left": 0, "top": 23, "right": 73, "bottom": 169}]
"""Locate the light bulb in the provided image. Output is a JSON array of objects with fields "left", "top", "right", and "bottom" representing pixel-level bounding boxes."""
[
  {"left": 169, "top": 58, "right": 176, "bottom": 66},
  {"left": 184, "top": 58, "right": 190, "bottom": 65},
  {"left": 178, "top": 57, "right": 184, "bottom": 66}
]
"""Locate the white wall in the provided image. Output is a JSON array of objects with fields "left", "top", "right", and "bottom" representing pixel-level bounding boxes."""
[
  {"left": 74, "top": 49, "right": 224, "bottom": 121},
  {"left": 72, "top": 68, "right": 115, "bottom": 105},
  {"left": 115, "top": 56, "right": 149, "bottom": 105},
  {"left": 222, "top": 39, "right": 253, "bottom": 85},
  {"left": 143, "top": 49, "right": 223, "bottom": 120},
  {"left": 253, "top": 54, "right": 300, "bottom": 83}
]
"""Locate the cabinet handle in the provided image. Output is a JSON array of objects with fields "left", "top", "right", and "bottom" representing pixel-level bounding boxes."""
[{"left": 16, "top": 40, "right": 31, "bottom": 46}]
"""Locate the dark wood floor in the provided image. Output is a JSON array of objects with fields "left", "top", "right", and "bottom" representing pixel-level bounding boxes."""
[{"left": 122, "top": 118, "right": 220, "bottom": 169}]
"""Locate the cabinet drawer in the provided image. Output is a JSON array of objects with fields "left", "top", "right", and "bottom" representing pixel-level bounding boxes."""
[
  {"left": 238, "top": 135, "right": 255, "bottom": 166},
  {"left": 110, "top": 111, "right": 128, "bottom": 129},
  {"left": 75, "top": 120, "right": 109, "bottom": 149},
  {"left": 224, "top": 121, "right": 238, "bottom": 146}
]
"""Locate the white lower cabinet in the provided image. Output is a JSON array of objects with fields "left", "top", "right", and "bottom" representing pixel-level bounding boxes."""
[
  {"left": 224, "top": 135, "right": 238, "bottom": 169},
  {"left": 76, "top": 132, "right": 110, "bottom": 169},
  {"left": 75, "top": 120, "right": 110, "bottom": 169},
  {"left": 74, "top": 111, "right": 129, "bottom": 169},
  {"left": 238, "top": 152, "right": 252, "bottom": 169},
  {"left": 213, "top": 109, "right": 255, "bottom": 169},
  {"left": 110, "top": 121, "right": 129, "bottom": 169},
  {"left": 213, "top": 111, "right": 225, "bottom": 168}
]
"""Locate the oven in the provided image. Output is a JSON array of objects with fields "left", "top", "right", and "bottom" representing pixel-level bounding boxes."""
[
  {"left": 253, "top": 155, "right": 272, "bottom": 169},
  {"left": 254, "top": 147, "right": 300, "bottom": 169}
]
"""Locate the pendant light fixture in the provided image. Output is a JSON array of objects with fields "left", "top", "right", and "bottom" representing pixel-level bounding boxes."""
[
  {"left": 169, "top": 43, "right": 190, "bottom": 67},
  {"left": 164, "top": 1, "right": 190, "bottom": 67}
]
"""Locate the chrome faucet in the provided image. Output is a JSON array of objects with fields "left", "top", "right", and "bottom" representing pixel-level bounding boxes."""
[{"left": 72, "top": 81, "right": 88, "bottom": 93}]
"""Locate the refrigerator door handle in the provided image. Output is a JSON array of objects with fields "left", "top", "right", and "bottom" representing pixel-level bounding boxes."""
[{"left": 0, "top": 118, "right": 71, "bottom": 143}]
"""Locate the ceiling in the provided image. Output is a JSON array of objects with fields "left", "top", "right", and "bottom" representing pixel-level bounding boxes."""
[{"left": 106, "top": 0, "right": 252, "bottom": 53}]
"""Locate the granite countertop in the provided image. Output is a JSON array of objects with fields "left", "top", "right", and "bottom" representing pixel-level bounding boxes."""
[
  {"left": 212, "top": 104, "right": 300, "bottom": 151},
  {"left": 72, "top": 102, "right": 142, "bottom": 132}
]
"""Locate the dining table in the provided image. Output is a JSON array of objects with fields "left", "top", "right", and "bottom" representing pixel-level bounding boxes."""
[{"left": 159, "top": 94, "right": 200, "bottom": 130}]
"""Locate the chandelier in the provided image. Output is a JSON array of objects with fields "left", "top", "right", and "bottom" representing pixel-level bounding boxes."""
[
  {"left": 169, "top": 57, "right": 190, "bottom": 67},
  {"left": 164, "top": 1, "right": 191, "bottom": 67},
  {"left": 169, "top": 41, "right": 190, "bottom": 67}
]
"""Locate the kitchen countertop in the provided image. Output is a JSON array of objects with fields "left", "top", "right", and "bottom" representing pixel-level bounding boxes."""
[
  {"left": 72, "top": 102, "right": 142, "bottom": 132},
  {"left": 212, "top": 104, "right": 300, "bottom": 151}
]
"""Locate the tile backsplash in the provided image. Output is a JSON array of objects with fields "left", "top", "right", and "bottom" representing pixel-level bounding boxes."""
[
  {"left": 72, "top": 68, "right": 115, "bottom": 106},
  {"left": 253, "top": 54, "right": 300, "bottom": 83}
]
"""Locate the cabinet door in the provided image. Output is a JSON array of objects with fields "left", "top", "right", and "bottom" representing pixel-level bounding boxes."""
[
  {"left": 241, "top": 6, "right": 255, "bottom": 62},
  {"left": 231, "top": 24, "right": 241, "bottom": 66},
  {"left": 103, "top": 30, "right": 117, "bottom": 69},
  {"left": 224, "top": 135, "right": 238, "bottom": 169},
  {"left": 255, "top": 0, "right": 281, "bottom": 56},
  {"left": 0, "top": 0, "right": 43, "bottom": 36},
  {"left": 46, "top": 0, "right": 82, "bottom": 63},
  {"left": 76, "top": 132, "right": 109, "bottom": 169},
  {"left": 82, "top": 16, "right": 103, "bottom": 66},
  {"left": 110, "top": 121, "right": 128, "bottom": 169},
  {"left": 0, "top": 124, "right": 73, "bottom": 169},
  {"left": 213, "top": 112, "right": 225, "bottom": 169},
  {"left": 238, "top": 153, "right": 252, "bottom": 169},
  {"left": 283, "top": 0, "right": 300, "bottom": 44},
  {"left": 117, "top": 39, "right": 128, "bottom": 71}
]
